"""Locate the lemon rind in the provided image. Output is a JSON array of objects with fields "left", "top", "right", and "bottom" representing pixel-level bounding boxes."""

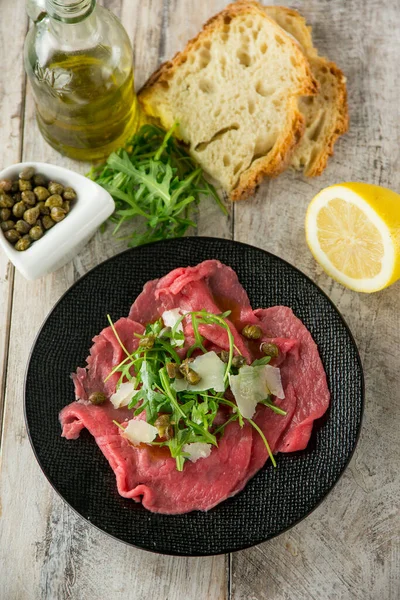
[{"left": 306, "top": 184, "right": 395, "bottom": 292}]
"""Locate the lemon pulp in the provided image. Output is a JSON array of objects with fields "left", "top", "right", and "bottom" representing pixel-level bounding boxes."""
[
  {"left": 316, "top": 197, "right": 384, "bottom": 279},
  {"left": 305, "top": 182, "right": 400, "bottom": 292}
]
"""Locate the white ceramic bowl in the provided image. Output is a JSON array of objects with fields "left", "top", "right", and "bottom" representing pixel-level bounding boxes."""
[{"left": 0, "top": 162, "right": 114, "bottom": 280}]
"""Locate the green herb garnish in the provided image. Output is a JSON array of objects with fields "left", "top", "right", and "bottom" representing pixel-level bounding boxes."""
[
  {"left": 89, "top": 123, "right": 227, "bottom": 247},
  {"left": 247, "top": 418, "right": 276, "bottom": 468},
  {"left": 260, "top": 397, "right": 288, "bottom": 416},
  {"left": 251, "top": 356, "right": 272, "bottom": 367},
  {"left": 108, "top": 310, "right": 284, "bottom": 470}
]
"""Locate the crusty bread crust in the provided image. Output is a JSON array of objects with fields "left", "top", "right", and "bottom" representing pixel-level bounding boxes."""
[
  {"left": 302, "top": 58, "right": 349, "bottom": 176},
  {"left": 265, "top": 5, "right": 349, "bottom": 177},
  {"left": 139, "top": 1, "right": 319, "bottom": 201},
  {"left": 264, "top": 5, "right": 315, "bottom": 55}
]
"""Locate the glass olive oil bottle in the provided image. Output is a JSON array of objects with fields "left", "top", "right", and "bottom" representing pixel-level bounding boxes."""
[{"left": 24, "top": 0, "right": 139, "bottom": 161}]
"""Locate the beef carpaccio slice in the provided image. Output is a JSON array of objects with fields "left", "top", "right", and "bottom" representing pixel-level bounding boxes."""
[
  {"left": 61, "top": 401, "right": 253, "bottom": 514},
  {"left": 255, "top": 306, "right": 330, "bottom": 453},
  {"left": 71, "top": 317, "right": 144, "bottom": 401},
  {"left": 60, "top": 260, "right": 330, "bottom": 514}
]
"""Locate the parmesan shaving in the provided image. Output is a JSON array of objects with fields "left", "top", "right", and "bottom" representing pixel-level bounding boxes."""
[
  {"left": 229, "top": 364, "right": 284, "bottom": 419},
  {"left": 182, "top": 442, "right": 212, "bottom": 462},
  {"left": 110, "top": 380, "right": 138, "bottom": 409},
  {"left": 122, "top": 419, "right": 158, "bottom": 445},
  {"left": 161, "top": 308, "right": 184, "bottom": 345},
  {"left": 172, "top": 351, "right": 226, "bottom": 393}
]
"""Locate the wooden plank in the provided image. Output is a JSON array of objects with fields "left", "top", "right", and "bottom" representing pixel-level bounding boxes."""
[
  {"left": 0, "top": 258, "right": 14, "bottom": 439},
  {"left": 1, "top": 0, "right": 398, "bottom": 598},
  {"left": 0, "top": 2, "right": 27, "bottom": 440},
  {"left": 0, "top": 1, "right": 228, "bottom": 599},
  {"left": 232, "top": 1, "right": 400, "bottom": 599}
]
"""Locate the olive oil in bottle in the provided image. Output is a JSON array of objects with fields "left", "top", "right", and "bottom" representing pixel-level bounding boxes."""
[{"left": 24, "top": 0, "right": 139, "bottom": 161}]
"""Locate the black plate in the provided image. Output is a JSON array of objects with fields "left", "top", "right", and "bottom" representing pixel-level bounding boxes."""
[{"left": 25, "top": 237, "right": 364, "bottom": 556}]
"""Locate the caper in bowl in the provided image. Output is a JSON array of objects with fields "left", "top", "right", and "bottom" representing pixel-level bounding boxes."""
[
  {"left": 0, "top": 162, "right": 114, "bottom": 280},
  {"left": 0, "top": 167, "right": 77, "bottom": 252}
]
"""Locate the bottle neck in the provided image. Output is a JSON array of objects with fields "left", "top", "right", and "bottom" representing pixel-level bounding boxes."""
[{"left": 45, "top": 0, "right": 95, "bottom": 23}]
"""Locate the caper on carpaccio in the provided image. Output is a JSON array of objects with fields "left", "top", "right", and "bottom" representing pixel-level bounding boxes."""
[{"left": 0, "top": 168, "right": 76, "bottom": 251}]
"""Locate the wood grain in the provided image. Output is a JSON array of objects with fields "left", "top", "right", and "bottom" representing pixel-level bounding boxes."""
[
  {"left": 0, "top": 1, "right": 227, "bottom": 599},
  {"left": 0, "top": 0, "right": 399, "bottom": 599},
  {"left": 0, "top": 2, "right": 28, "bottom": 442},
  {"left": 232, "top": 1, "right": 400, "bottom": 599}
]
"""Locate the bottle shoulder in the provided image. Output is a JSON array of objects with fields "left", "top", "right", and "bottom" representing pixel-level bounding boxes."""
[
  {"left": 25, "top": 5, "right": 133, "bottom": 68},
  {"left": 93, "top": 6, "right": 133, "bottom": 53}
]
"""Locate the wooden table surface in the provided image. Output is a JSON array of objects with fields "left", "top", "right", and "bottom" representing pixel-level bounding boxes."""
[{"left": 0, "top": 1, "right": 399, "bottom": 598}]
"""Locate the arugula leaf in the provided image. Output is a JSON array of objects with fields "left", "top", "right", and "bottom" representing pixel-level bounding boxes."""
[
  {"left": 251, "top": 356, "right": 272, "bottom": 367},
  {"left": 213, "top": 413, "right": 239, "bottom": 436},
  {"left": 247, "top": 418, "right": 277, "bottom": 468},
  {"left": 260, "top": 397, "right": 287, "bottom": 416},
  {"left": 167, "top": 431, "right": 191, "bottom": 471},
  {"left": 138, "top": 360, "right": 166, "bottom": 422},
  {"left": 192, "top": 398, "right": 209, "bottom": 425},
  {"left": 89, "top": 124, "right": 227, "bottom": 247}
]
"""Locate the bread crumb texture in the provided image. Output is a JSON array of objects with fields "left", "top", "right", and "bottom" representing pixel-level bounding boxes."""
[{"left": 139, "top": 1, "right": 319, "bottom": 200}]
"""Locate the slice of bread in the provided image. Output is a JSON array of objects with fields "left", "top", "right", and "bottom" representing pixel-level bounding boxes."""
[
  {"left": 139, "top": 1, "right": 318, "bottom": 201},
  {"left": 265, "top": 6, "right": 349, "bottom": 176}
]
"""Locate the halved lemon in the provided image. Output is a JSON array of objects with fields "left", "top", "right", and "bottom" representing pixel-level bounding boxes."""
[{"left": 305, "top": 183, "right": 400, "bottom": 292}]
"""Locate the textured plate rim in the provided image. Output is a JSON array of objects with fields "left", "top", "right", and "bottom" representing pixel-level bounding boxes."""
[{"left": 24, "top": 236, "right": 365, "bottom": 556}]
